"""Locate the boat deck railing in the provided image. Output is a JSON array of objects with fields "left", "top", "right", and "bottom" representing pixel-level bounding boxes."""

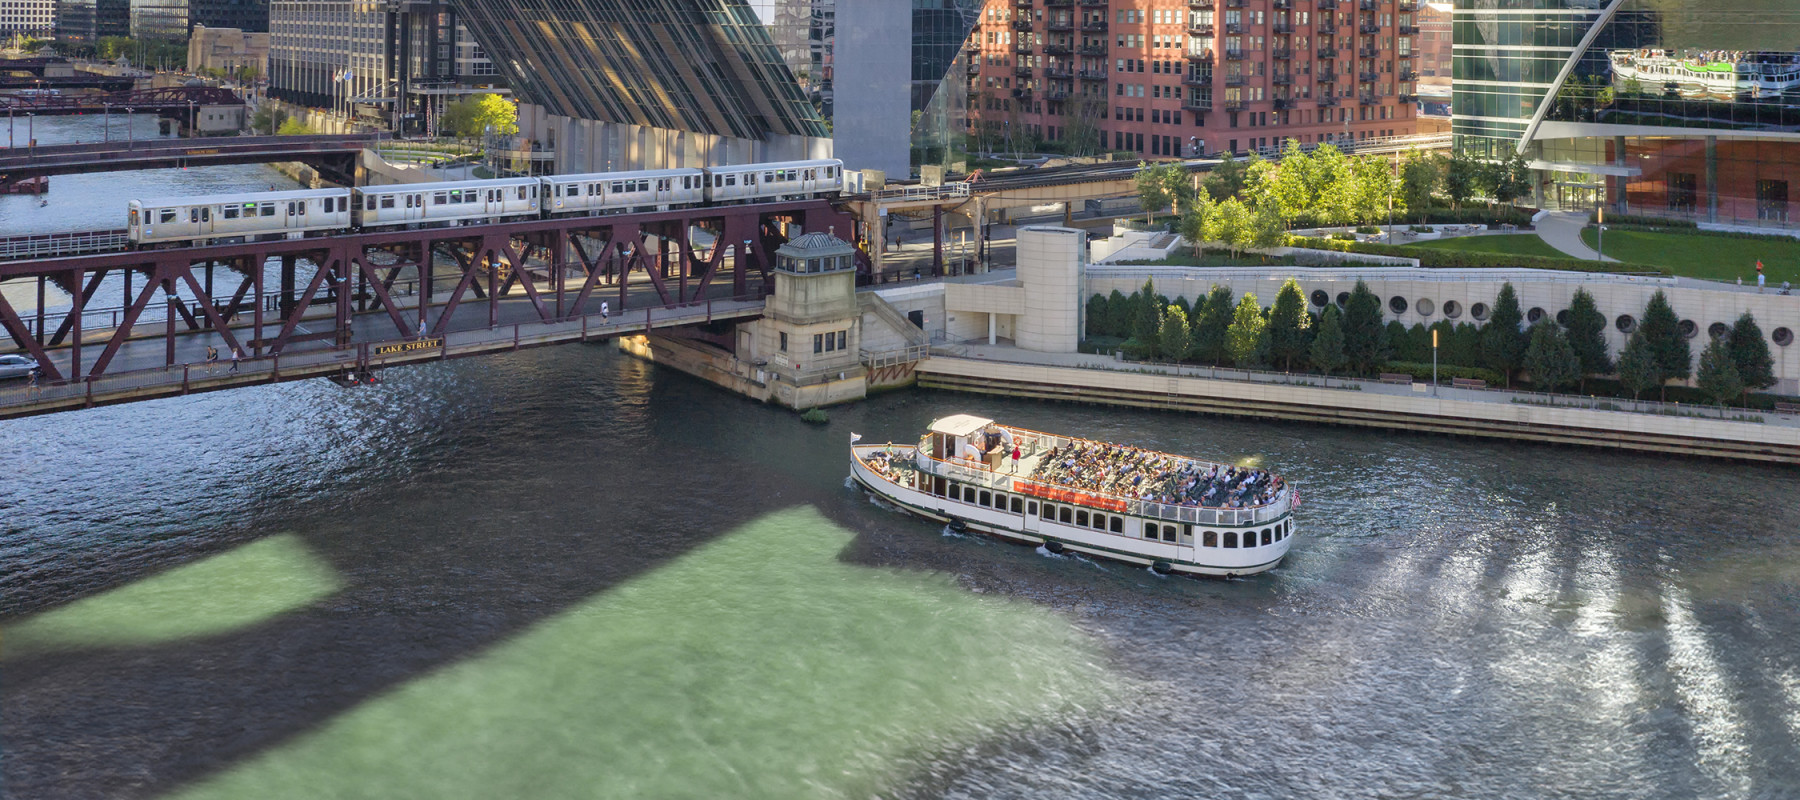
[{"left": 897, "top": 434, "right": 1292, "bottom": 527}]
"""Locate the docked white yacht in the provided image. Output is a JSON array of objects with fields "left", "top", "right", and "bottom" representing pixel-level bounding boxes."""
[{"left": 850, "top": 415, "right": 1298, "bottom": 577}]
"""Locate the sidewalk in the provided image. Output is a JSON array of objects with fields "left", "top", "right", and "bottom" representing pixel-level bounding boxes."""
[{"left": 1534, "top": 211, "right": 1616, "bottom": 262}]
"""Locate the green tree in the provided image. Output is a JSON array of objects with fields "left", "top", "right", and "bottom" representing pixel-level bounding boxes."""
[
  {"left": 1523, "top": 321, "right": 1580, "bottom": 393},
  {"left": 1616, "top": 330, "right": 1663, "bottom": 401},
  {"left": 1213, "top": 197, "right": 1256, "bottom": 257},
  {"left": 1479, "top": 283, "right": 1527, "bottom": 387},
  {"left": 1250, "top": 200, "right": 1289, "bottom": 251},
  {"left": 1133, "top": 160, "right": 1187, "bottom": 224},
  {"left": 1341, "top": 279, "right": 1388, "bottom": 375},
  {"left": 1157, "top": 305, "right": 1190, "bottom": 362},
  {"left": 1638, "top": 290, "right": 1690, "bottom": 400},
  {"left": 1226, "top": 293, "right": 1267, "bottom": 367},
  {"left": 1399, "top": 151, "right": 1442, "bottom": 222},
  {"left": 1727, "top": 312, "right": 1776, "bottom": 399},
  {"left": 1086, "top": 294, "right": 1109, "bottom": 338},
  {"left": 1449, "top": 322, "right": 1482, "bottom": 368},
  {"left": 276, "top": 118, "right": 315, "bottom": 136},
  {"left": 441, "top": 92, "right": 518, "bottom": 138},
  {"left": 1491, "top": 149, "right": 1533, "bottom": 208},
  {"left": 1106, "top": 288, "right": 1130, "bottom": 336},
  {"left": 1697, "top": 337, "right": 1745, "bottom": 409},
  {"left": 250, "top": 106, "right": 288, "bottom": 136},
  {"left": 1190, "top": 285, "right": 1235, "bottom": 364},
  {"left": 1265, "top": 277, "right": 1312, "bottom": 371},
  {"left": 1385, "top": 320, "right": 1411, "bottom": 361},
  {"left": 1176, "top": 189, "right": 1216, "bottom": 255},
  {"left": 1130, "top": 279, "right": 1161, "bottom": 348},
  {"left": 1262, "top": 139, "right": 1316, "bottom": 227},
  {"left": 1563, "top": 288, "right": 1611, "bottom": 392},
  {"left": 1444, "top": 147, "right": 1483, "bottom": 209},
  {"left": 1407, "top": 323, "right": 1433, "bottom": 364},
  {"left": 1309, "top": 303, "right": 1349, "bottom": 377},
  {"left": 1202, "top": 151, "right": 1255, "bottom": 202}
]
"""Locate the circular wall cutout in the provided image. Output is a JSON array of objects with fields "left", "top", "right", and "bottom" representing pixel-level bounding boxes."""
[
  {"left": 1471, "top": 302, "right": 1490, "bottom": 321},
  {"left": 1336, "top": 291, "right": 1349, "bottom": 307},
  {"left": 1415, "top": 298, "right": 1435, "bottom": 317},
  {"left": 1310, "top": 289, "right": 1330, "bottom": 307},
  {"left": 1774, "top": 327, "right": 1794, "bottom": 346},
  {"left": 1556, "top": 309, "right": 1569, "bottom": 326},
  {"left": 1527, "top": 307, "right": 1545, "bottom": 324},
  {"left": 1678, "top": 319, "right": 1698, "bottom": 339},
  {"left": 1442, "top": 300, "right": 1462, "bottom": 319},
  {"left": 1616, "top": 314, "right": 1636, "bottom": 333},
  {"left": 1389, "top": 296, "right": 1409, "bottom": 315},
  {"left": 1708, "top": 322, "right": 1730, "bottom": 339}
]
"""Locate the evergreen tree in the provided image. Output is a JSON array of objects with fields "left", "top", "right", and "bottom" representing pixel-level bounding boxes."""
[
  {"left": 1341, "top": 280, "right": 1388, "bottom": 375},
  {"left": 1190, "top": 284, "right": 1235, "bottom": 364},
  {"left": 1130, "top": 279, "right": 1161, "bottom": 346},
  {"left": 1385, "top": 320, "right": 1412, "bottom": 361},
  {"left": 1407, "top": 323, "right": 1433, "bottom": 364},
  {"left": 1638, "top": 290, "right": 1690, "bottom": 400},
  {"left": 1449, "top": 322, "right": 1482, "bottom": 367},
  {"left": 1697, "top": 337, "right": 1745, "bottom": 409},
  {"left": 1523, "top": 321, "right": 1580, "bottom": 393},
  {"left": 1226, "top": 293, "right": 1267, "bottom": 367},
  {"left": 1157, "top": 305, "right": 1190, "bottom": 362},
  {"left": 1563, "top": 288, "right": 1611, "bottom": 392},
  {"left": 1479, "top": 282, "right": 1528, "bottom": 387},
  {"left": 1309, "top": 304, "right": 1349, "bottom": 376},
  {"left": 1106, "top": 289, "right": 1130, "bottom": 336},
  {"left": 1727, "top": 311, "right": 1776, "bottom": 399},
  {"left": 1173, "top": 295, "right": 1194, "bottom": 321},
  {"left": 1086, "top": 294, "right": 1109, "bottom": 338},
  {"left": 1616, "top": 330, "right": 1663, "bottom": 401},
  {"left": 1265, "top": 277, "right": 1312, "bottom": 371},
  {"left": 1426, "top": 320, "right": 1455, "bottom": 365}
]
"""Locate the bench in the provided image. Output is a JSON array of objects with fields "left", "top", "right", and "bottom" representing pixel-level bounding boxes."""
[
  {"left": 1775, "top": 402, "right": 1800, "bottom": 415},
  {"left": 1379, "top": 372, "right": 1412, "bottom": 384},
  {"left": 1451, "top": 377, "right": 1488, "bottom": 390}
]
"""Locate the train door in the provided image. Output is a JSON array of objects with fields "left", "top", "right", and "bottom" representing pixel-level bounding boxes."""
[
  {"left": 191, "top": 206, "right": 214, "bottom": 238},
  {"left": 656, "top": 178, "right": 671, "bottom": 205}
]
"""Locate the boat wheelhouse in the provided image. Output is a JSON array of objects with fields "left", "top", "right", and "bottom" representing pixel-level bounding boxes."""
[{"left": 850, "top": 415, "right": 1298, "bottom": 577}]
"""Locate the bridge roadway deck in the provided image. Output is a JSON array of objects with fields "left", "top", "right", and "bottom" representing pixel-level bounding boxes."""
[
  {"left": 0, "top": 134, "right": 380, "bottom": 181},
  {"left": 0, "top": 272, "right": 763, "bottom": 420}
]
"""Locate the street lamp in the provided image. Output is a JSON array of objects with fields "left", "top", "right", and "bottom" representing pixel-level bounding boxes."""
[
  {"left": 188, "top": 100, "right": 196, "bottom": 137},
  {"left": 103, "top": 103, "right": 111, "bottom": 142},
  {"left": 125, "top": 107, "right": 134, "bottom": 148},
  {"left": 26, "top": 112, "right": 33, "bottom": 151}
]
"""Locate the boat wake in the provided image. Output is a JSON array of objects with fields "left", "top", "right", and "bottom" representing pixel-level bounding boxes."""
[
  {"left": 941, "top": 524, "right": 970, "bottom": 539},
  {"left": 1034, "top": 545, "right": 1067, "bottom": 559}
]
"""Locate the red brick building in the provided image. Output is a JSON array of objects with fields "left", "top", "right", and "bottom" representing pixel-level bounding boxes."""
[{"left": 968, "top": 0, "right": 1420, "bottom": 160}]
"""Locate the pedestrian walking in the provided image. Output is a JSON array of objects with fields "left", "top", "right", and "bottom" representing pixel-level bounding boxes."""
[
  {"left": 205, "top": 345, "right": 219, "bottom": 372},
  {"left": 1757, "top": 260, "right": 1766, "bottom": 293},
  {"left": 600, "top": 301, "right": 609, "bottom": 321},
  {"left": 1011, "top": 444, "right": 1021, "bottom": 472},
  {"left": 26, "top": 366, "right": 39, "bottom": 394},
  {"left": 418, "top": 316, "right": 428, "bottom": 337},
  {"left": 229, "top": 347, "right": 241, "bottom": 373}
]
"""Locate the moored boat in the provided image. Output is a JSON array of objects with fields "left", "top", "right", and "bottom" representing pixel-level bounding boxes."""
[{"left": 850, "top": 415, "right": 1298, "bottom": 577}]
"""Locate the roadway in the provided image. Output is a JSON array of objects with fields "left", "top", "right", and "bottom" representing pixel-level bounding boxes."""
[{"left": 0, "top": 134, "right": 380, "bottom": 181}]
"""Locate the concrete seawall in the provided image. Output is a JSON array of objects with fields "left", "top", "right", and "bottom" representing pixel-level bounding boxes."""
[{"left": 916, "top": 356, "right": 1800, "bottom": 464}]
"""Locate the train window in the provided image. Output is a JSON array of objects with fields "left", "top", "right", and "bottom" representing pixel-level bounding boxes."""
[
  {"left": 657, "top": 179, "right": 669, "bottom": 191},
  {"left": 610, "top": 181, "right": 623, "bottom": 193},
  {"left": 223, "top": 207, "right": 240, "bottom": 219},
  {"left": 826, "top": 166, "right": 836, "bottom": 177},
  {"left": 200, "top": 207, "right": 210, "bottom": 221},
  {"left": 565, "top": 185, "right": 578, "bottom": 197},
  {"left": 297, "top": 202, "right": 305, "bottom": 215},
  {"left": 381, "top": 196, "right": 396, "bottom": 209},
  {"left": 260, "top": 204, "right": 274, "bottom": 217},
  {"left": 517, "top": 186, "right": 527, "bottom": 200},
  {"left": 727, "top": 175, "right": 737, "bottom": 186},
  {"left": 433, "top": 192, "right": 447, "bottom": 205},
  {"left": 159, "top": 209, "right": 176, "bottom": 223},
  {"left": 190, "top": 208, "right": 199, "bottom": 222}
]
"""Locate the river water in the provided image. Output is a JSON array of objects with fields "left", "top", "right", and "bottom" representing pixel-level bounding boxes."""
[{"left": 4, "top": 119, "right": 1800, "bottom": 800}]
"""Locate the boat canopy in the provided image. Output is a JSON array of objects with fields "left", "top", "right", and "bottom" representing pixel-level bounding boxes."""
[{"left": 928, "top": 414, "right": 993, "bottom": 437}]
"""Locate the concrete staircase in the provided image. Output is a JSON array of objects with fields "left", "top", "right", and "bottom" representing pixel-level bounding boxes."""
[{"left": 859, "top": 292, "right": 929, "bottom": 349}]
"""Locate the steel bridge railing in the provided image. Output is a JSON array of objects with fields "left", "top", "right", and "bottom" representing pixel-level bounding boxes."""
[{"left": 0, "top": 229, "right": 130, "bottom": 261}]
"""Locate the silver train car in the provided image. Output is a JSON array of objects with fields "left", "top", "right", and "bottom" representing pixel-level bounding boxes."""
[
  {"left": 128, "top": 189, "right": 353, "bottom": 245},
  {"left": 127, "top": 158, "right": 846, "bottom": 247}
]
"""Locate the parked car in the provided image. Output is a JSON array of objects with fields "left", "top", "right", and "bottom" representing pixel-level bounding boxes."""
[{"left": 0, "top": 354, "right": 39, "bottom": 380}]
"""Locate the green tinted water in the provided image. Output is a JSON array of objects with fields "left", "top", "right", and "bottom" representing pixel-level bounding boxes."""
[{"left": 170, "top": 507, "right": 1118, "bottom": 800}]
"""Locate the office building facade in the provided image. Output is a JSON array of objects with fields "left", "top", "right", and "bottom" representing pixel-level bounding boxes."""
[
  {"left": 1453, "top": 0, "right": 1800, "bottom": 226},
  {"left": 969, "top": 0, "right": 1420, "bottom": 160},
  {"left": 1, "top": 0, "right": 55, "bottom": 36},
  {"left": 55, "top": 0, "right": 130, "bottom": 42},
  {"left": 129, "top": 0, "right": 266, "bottom": 40}
]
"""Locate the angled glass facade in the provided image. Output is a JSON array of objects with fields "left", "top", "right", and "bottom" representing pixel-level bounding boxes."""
[
  {"left": 1454, "top": 0, "right": 1800, "bottom": 225},
  {"left": 450, "top": 0, "right": 826, "bottom": 142}
]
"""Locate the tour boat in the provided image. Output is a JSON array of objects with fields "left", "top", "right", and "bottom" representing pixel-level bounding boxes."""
[
  {"left": 849, "top": 415, "right": 1299, "bottom": 577},
  {"left": 1609, "top": 49, "right": 1800, "bottom": 100}
]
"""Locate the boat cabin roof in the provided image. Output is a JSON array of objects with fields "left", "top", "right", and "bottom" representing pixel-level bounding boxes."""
[{"left": 928, "top": 414, "right": 993, "bottom": 437}]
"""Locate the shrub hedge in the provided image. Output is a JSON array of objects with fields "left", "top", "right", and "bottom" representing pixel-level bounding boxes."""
[
  {"left": 1382, "top": 361, "right": 1503, "bottom": 385},
  {"left": 1287, "top": 236, "right": 1670, "bottom": 276},
  {"left": 1586, "top": 211, "right": 1698, "bottom": 229}
]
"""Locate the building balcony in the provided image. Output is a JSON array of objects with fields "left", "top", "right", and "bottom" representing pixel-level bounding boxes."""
[
  {"left": 1188, "top": 23, "right": 1214, "bottom": 36},
  {"left": 1317, "top": 47, "right": 1338, "bottom": 59},
  {"left": 1398, "top": 68, "right": 1416, "bottom": 81},
  {"left": 1224, "top": 48, "right": 1244, "bottom": 60},
  {"left": 1272, "top": 72, "right": 1293, "bottom": 84},
  {"left": 1359, "top": 47, "right": 1378, "bottom": 59},
  {"left": 1015, "top": 66, "right": 1035, "bottom": 77},
  {"left": 1317, "top": 0, "right": 1338, "bottom": 8},
  {"left": 1398, "top": 24, "right": 1418, "bottom": 35},
  {"left": 1045, "top": 66, "right": 1073, "bottom": 79},
  {"left": 1273, "top": 98, "right": 1295, "bottom": 110},
  {"left": 1271, "top": 48, "right": 1293, "bottom": 60},
  {"left": 1273, "top": 21, "right": 1294, "bottom": 34},
  {"left": 1078, "top": 68, "right": 1108, "bottom": 80},
  {"left": 1189, "top": 0, "right": 1215, "bottom": 6},
  {"left": 1358, "top": 0, "right": 1374, "bottom": 9},
  {"left": 1224, "top": 0, "right": 1244, "bottom": 7},
  {"left": 1081, "top": 20, "right": 1108, "bottom": 32},
  {"left": 1317, "top": 95, "right": 1339, "bottom": 107},
  {"left": 1317, "top": 72, "right": 1338, "bottom": 83},
  {"left": 1273, "top": 0, "right": 1293, "bottom": 8},
  {"left": 1398, "top": 0, "right": 1417, "bottom": 9},
  {"left": 1183, "top": 71, "right": 1213, "bottom": 86},
  {"left": 1223, "top": 99, "right": 1246, "bottom": 111},
  {"left": 1317, "top": 21, "right": 1337, "bottom": 34},
  {"left": 1012, "top": 19, "right": 1034, "bottom": 31},
  {"left": 1046, "top": 89, "right": 1070, "bottom": 101},
  {"left": 1079, "top": 44, "right": 1108, "bottom": 56},
  {"left": 1079, "top": 0, "right": 1106, "bottom": 5},
  {"left": 1359, "top": 22, "right": 1379, "bottom": 34},
  {"left": 1046, "top": 0, "right": 1073, "bottom": 6},
  {"left": 1015, "top": 42, "right": 1035, "bottom": 54},
  {"left": 1044, "top": 43, "right": 1072, "bottom": 55},
  {"left": 1398, "top": 93, "right": 1417, "bottom": 103},
  {"left": 1047, "top": 19, "right": 1073, "bottom": 31},
  {"left": 1359, "top": 93, "right": 1379, "bottom": 105},
  {"left": 1015, "top": 0, "right": 1033, "bottom": 7},
  {"left": 1184, "top": 95, "right": 1213, "bottom": 112},
  {"left": 1013, "top": 87, "right": 1033, "bottom": 99},
  {"left": 1225, "top": 22, "right": 1244, "bottom": 34},
  {"left": 1186, "top": 48, "right": 1215, "bottom": 60},
  {"left": 1358, "top": 71, "right": 1378, "bottom": 82},
  {"left": 1224, "top": 74, "right": 1247, "bottom": 86}
]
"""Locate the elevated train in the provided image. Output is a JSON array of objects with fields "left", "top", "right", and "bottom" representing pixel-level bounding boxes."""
[{"left": 127, "top": 158, "right": 845, "bottom": 247}]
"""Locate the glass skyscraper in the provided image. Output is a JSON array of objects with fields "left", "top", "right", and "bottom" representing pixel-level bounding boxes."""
[{"left": 1454, "top": 0, "right": 1800, "bottom": 225}]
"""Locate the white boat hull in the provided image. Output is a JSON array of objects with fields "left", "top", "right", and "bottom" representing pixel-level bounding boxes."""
[{"left": 851, "top": 445, "right": 1293, "bottom": 577}]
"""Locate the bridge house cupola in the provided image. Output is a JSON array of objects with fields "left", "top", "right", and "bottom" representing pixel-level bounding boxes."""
[{"left": 755, "top": 230, "right": 866, "bottom": 408}]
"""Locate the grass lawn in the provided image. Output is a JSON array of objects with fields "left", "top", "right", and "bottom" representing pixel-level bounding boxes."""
[
  {"left": 1580, "top": 227, "right": 1800, "bottom": 284},
  {"left": 1406, "top": 233, "right": 1572, "bottom": 259}
]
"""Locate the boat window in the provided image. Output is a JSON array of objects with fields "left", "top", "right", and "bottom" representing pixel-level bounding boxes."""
[
  {"left": 1075, "top": 510, "right": 1089, "bottom": 527},
  {"left": 1028, "top": 501, "right": 1038, "bottom": 516},
  {"left": 1262, "top": 528, "right": 1273, "bottom": 546},
  {"left": 1203, "top": 530, "right": 1217, "bottom": 547},
  {"left": 1059, "top": 507, "right": 1071, "bottom": 524},
  {"left": 1162, "top": 526, "right": 1178, "bottom": 543},
  {"left": 979, "top": 490, "right": 991, "bottom": 507},
  {"left": 1181, "top": 524, "right": 1194, "bottom": 545},
  {"left": 1224, "top": 531, "right": 1238, "bottom": 548},
  {"left": 1090, "top": 514, "right": 1104, "bottom": 531},
  {"left": 1143, "top": 523, "right": 1158, "bottom": 539},
  {"left": 1010, "top": 496, "right": 1022, "bottom": 513},
  {"left": 1109, "top": 516, "right": 1122, "bottom": 533},
  {"left": 1040, "top": 503, "right": 1053, "bottom": 519}
]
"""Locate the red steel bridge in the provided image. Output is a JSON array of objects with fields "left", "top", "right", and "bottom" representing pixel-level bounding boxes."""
[
  {"left": 0, "top": 199, "right": 869, "bottom": 419},
  {"left": 0, "top": 86, "right": 243, "bottom": 116},
  {"left": 0, "top": 134, "right": 380, "bottom": 183}
]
